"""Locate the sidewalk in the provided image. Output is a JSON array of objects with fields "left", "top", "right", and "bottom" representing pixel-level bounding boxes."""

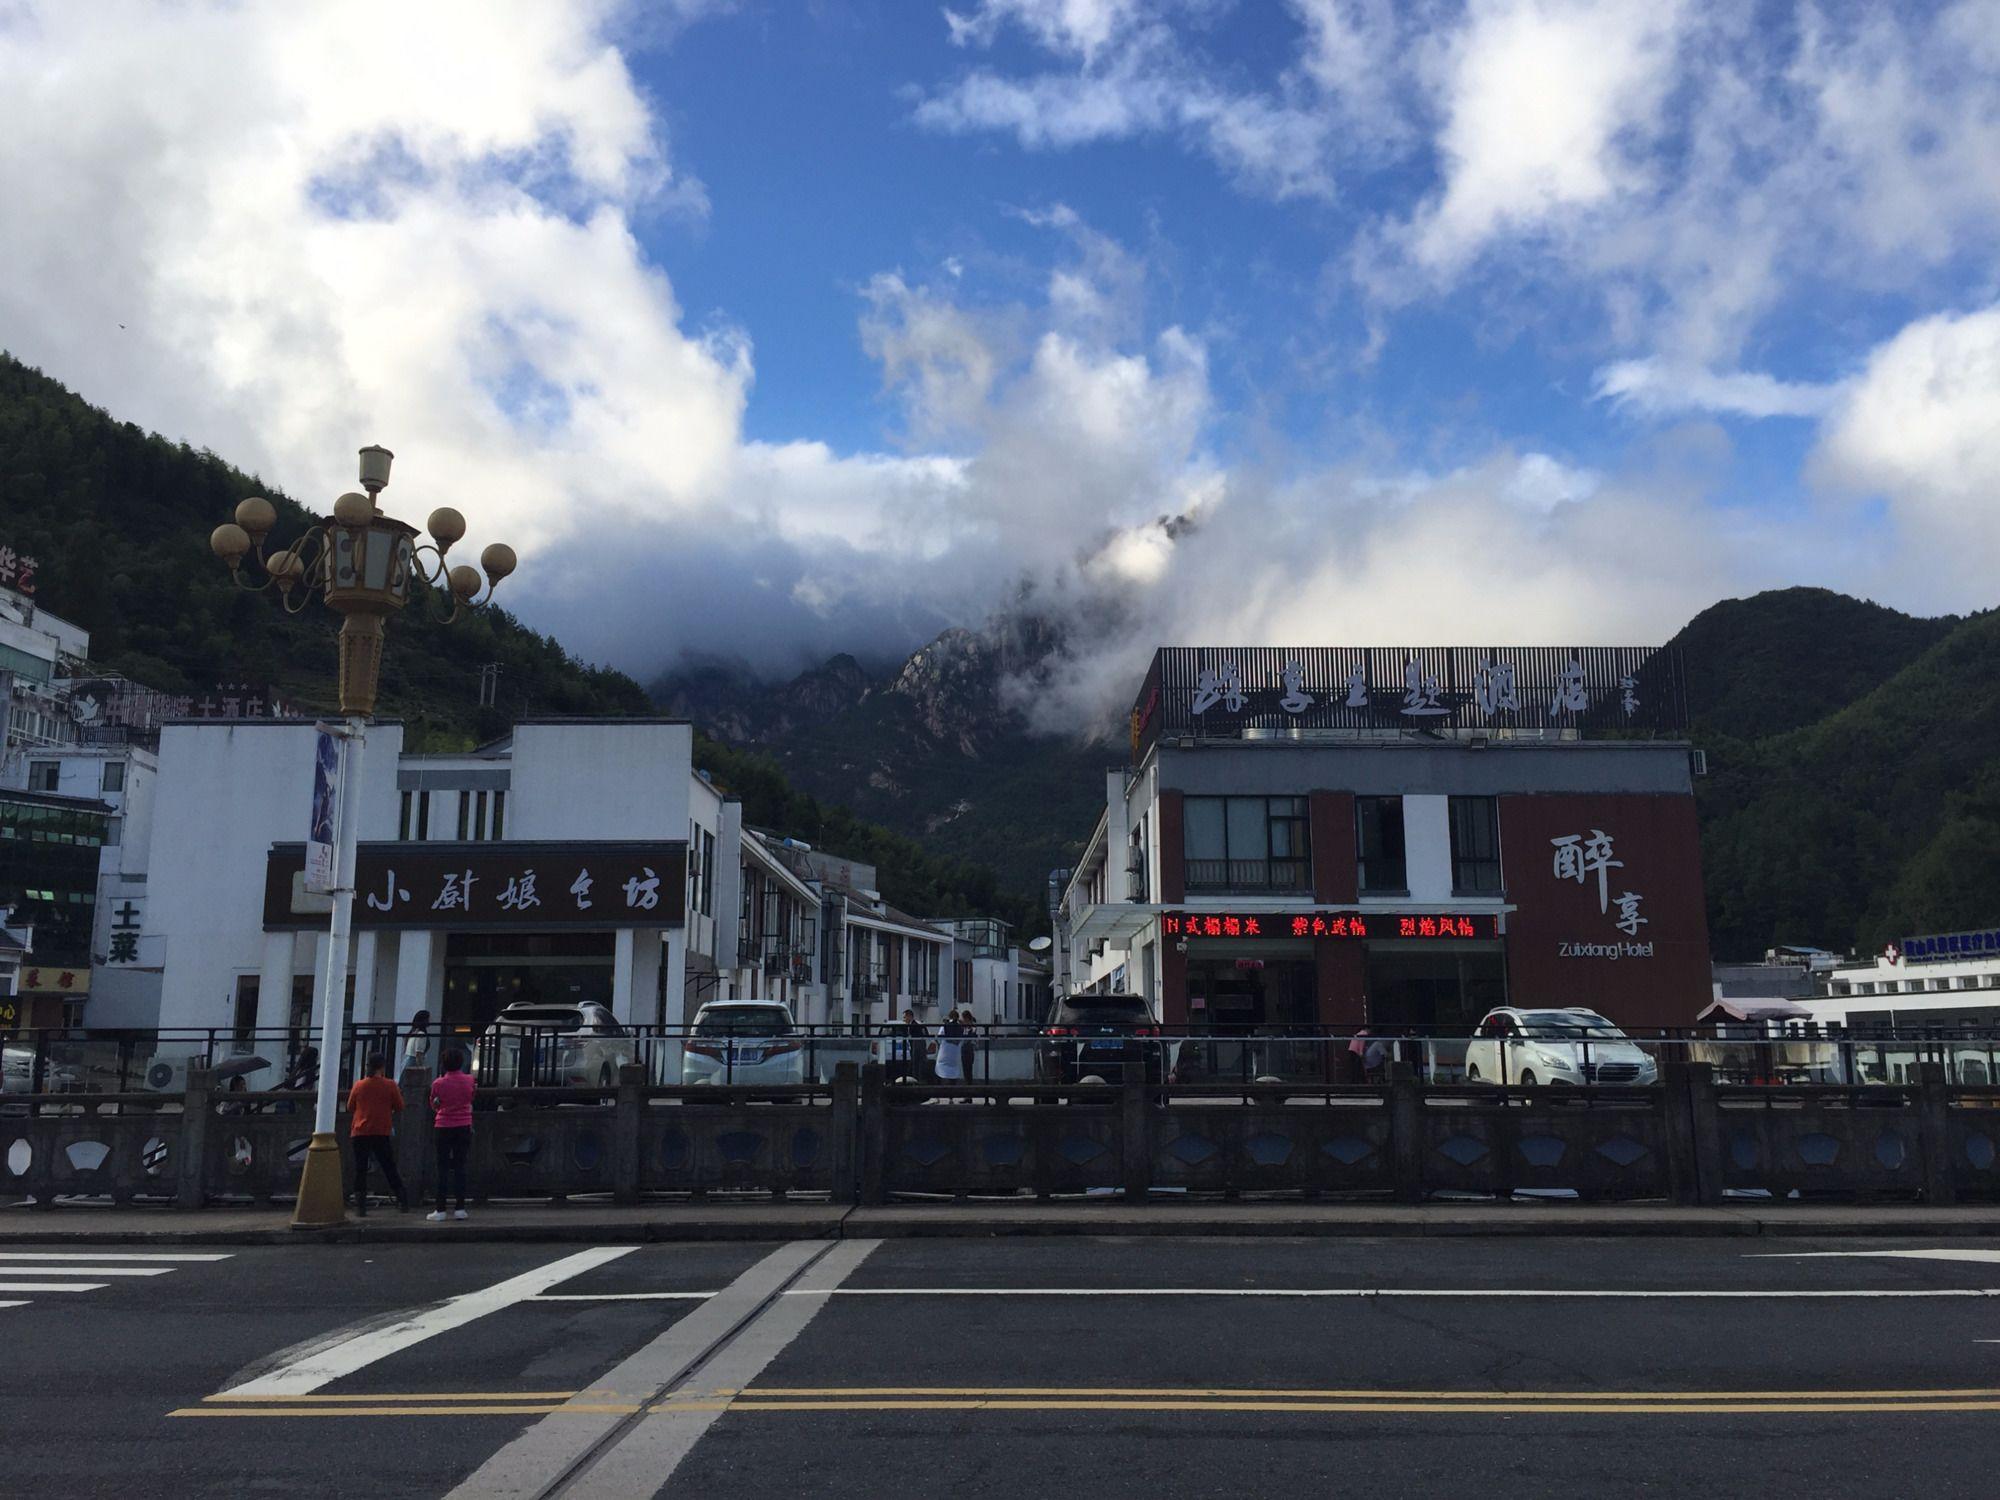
[{"left": 4, "top": 1199, "right": 2000, "bottom": 1245}]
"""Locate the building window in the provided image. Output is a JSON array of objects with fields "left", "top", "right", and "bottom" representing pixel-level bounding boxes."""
[
  {"left": 491, "top": 790, "right": 506, "bottom": 840},
  {"left": 399, "top": 790, "right": 413, "bottom": 840},
  {"left": 456, "top": 792, "right": 470, "bottom": 841},
  {"left": 1183, "top": 796, "right": 1310, "bottom": 892},
  {"left": 415, "top": 791, "right": 430, "bottom": 841},
  {"left": 28, "top": 761, "right": 58, "bottom": 792},
  {"left": 700, "top": 829, "right": 715, "bottom": 917},
  {"left": 1449, "top": 796, "right": 1503, "bottom": 895},
  {"left": 1356, "top": 796, "right": 1407, "bottom": 894},
  {"left": 473, "top": 790, "right": 488, "bottom": 841},
  {"left": 101, "top": 761, "right": 125, "bottom": 794}
]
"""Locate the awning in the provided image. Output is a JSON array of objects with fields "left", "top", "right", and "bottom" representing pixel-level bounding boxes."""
[{"left": 1698, "top": 998, "right": 1814, "bottom": 1023}]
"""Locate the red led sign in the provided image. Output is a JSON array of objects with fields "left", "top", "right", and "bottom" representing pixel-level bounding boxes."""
[{"left": 1161, "top": 912, "right": 1495, "bottom": 941}]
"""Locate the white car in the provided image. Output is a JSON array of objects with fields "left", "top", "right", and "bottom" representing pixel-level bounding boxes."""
[
  {"left": 682, "top": 1001, "right": 805, "bottom": 1087},
  {"left": 1462, "top": 1007, "right": 1659, "bottom": 1086},
  {"left": 474, "top": 1001, "right": 635, "bottom": 1088}
]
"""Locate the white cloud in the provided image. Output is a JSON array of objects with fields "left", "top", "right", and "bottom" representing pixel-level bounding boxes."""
[
  {"left": 1811, "top": 304, "right": 2000, "bottom": 592},
  {"left": 1594, "top": 359, "right": 1841, "bottom": 420},
  {"left": 1405, "top": 0, "right": 1689, "bottom": 271}
]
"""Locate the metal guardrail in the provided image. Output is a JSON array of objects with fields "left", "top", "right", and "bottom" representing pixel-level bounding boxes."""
[
  {"left": 8, "top": 1025, "right": 2000, "bottom": 1099},
  {"left": 5, "top": 1060, "right": 2000, "bottom": 1211}
]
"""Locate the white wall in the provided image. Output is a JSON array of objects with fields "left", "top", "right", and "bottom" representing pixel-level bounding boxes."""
[
  {"left": 508, "top": 722, "right": 693, "bottom": 840},
  {"left": 1402, "top": 794, "right": 1454, "bottom": 902},
  {"left": 151, "top": 721, "right": 403, "bottom": 1032}
]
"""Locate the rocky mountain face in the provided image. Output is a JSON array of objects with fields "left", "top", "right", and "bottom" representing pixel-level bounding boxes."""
[{"left": 652, "top": 614, "right": 1109, "bottom": 899}]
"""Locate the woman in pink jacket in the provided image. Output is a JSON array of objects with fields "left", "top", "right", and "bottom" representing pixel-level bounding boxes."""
[{"left": 427, "top": 1048, "right": 476, "bottom": 1221}]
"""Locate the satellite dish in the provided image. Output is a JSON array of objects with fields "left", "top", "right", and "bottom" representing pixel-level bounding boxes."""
[{"left": 1028, "top": 936, "right": 1053, "bottom": 953}]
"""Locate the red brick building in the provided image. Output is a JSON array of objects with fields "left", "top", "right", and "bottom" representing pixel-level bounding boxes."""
[{"left": 1057, "top": 647, "right": 1710, "bottom": 1035}]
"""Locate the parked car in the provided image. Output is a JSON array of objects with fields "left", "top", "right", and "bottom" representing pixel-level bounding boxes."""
[
  {"left": 1034, "top": 994, "right": 1164, "bottom": 1085},
  {"left": 1462, "top": 1007, "right": 1658, "bottom": 1086},
  {"left": 682, "top": 1001, "right": 806, "bottom": 1087},
  {"left": 2, "top": 1043, "right": 80, "bottom": 1095},
  {"left": 473, "top": 1001, "right": 635, "bottom": 1088}
]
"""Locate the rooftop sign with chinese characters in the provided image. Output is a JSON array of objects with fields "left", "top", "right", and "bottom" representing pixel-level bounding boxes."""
[
  {"left": 1897, "top": 928, "right": 2000, "bottom": 965},
  {"left": 1131, "top": 646, "right": 1687, "bottom": 755},
  {"left": 263, "top": 841, "right": 687, "bottom": 931},
  {"left": 1162, "top": 911, "right": 1498, "bottom": 941},
  {"left": 0, "top": 544, "right": 39, "bottom": 595}
]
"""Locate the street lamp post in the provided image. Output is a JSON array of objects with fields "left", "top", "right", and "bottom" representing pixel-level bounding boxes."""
[{"left": 210, "top": 446, "right": 517, "bottom": 1228}]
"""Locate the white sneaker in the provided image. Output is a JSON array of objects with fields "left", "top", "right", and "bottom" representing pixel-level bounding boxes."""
[
  {"left": 426, "top": 1210, "right": 448, "bottom": 1222},
  {"left": 453, "top": 1208, "right": 469, "bottom": 1220}
]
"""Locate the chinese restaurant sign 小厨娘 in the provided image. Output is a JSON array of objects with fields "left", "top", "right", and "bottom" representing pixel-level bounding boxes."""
[{"left": 264, "top": 841, "right": 687, "bottom": 930}]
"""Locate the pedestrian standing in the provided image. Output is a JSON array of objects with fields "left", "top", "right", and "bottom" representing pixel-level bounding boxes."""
[
  {"left": 958, "top": 1010, "right": 978, "bottom": 1083},
  {"left": 934, "top": 1010, "right": 965, "bottom": 1085},
  {"left": 343, "top": 1053, "right": 407, "bottom": 1216},
  {"left": 887, "top": 1008, "right": 922, "bottom": 1083},
  {"left": 398, "top": 1008, "right": 432, "bottom": 1091},
  {"left": 427, "top": 1047, "right": 475, "bottom": 1222}
]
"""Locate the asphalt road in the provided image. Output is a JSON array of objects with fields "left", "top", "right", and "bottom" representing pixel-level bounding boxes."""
[{"left": 6, "top": 1234, "right": 2000, "bottom": 1498}]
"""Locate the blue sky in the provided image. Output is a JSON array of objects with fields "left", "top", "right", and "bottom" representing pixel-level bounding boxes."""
[{"left": 2, "top": 0, "right": 1996, "bottom": 713}]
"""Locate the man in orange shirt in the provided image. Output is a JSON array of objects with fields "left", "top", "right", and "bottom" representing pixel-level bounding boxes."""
[{"left": 344, "top": 1053, "right": 407, "bottom": 1215}]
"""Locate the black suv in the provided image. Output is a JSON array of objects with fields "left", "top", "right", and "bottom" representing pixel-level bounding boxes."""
[{"left": 1034, "top": 994, "right": 1165, "bottom": 1085}]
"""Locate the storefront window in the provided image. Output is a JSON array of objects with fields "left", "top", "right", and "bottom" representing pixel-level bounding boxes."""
[
  {"left": 1184, "top": 796, "right": 1310, "bottom": 892},
  {"left": 1356, "top": 796, "right": 1407, "bottom": 893},
  {"left": 1449, "top": 796, "right": 1503, "bottom": 894}
]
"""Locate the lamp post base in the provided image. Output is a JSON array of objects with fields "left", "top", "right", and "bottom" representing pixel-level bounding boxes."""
[{"left": 290, "top": 1132, "right": 349, "bottom": 1229}]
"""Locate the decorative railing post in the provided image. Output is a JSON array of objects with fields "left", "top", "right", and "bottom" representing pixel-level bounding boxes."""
[
  {"left": 1388, "top": 1063, "right": 1422, "bottom": 1203},
  {"left": 398, "top": 1066, "right": 432, "bottom": 1208},
  {"left": 1917, "top": 1062, "right": 1956, "bottom": 1206},
  {"left": 1661, "top": 1060, "right": 1701, "bottom": 1206},
  {"left": 1121, "top": 1043, "right": 1151, "bottom": 1201},
  {"left": 1683, "top": 1062, "right": 1725, "bottom": 1204},
  {"left": 613, "top": 1064, "right": 646, "bottom": 1205},
  {"left": 177, "top": 1067, "right": 213, "bottom": 1210},
  {"left": 859, "top": 1063, "right": 886, "bottom": 1206},
  {"left": 830, "top": 1063, "right": 861, "bottom": 1205}
]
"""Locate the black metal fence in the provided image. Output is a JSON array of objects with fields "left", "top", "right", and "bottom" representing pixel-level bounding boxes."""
[
  {"left": 8, "top": 1025, "right": 2000, "bottom": 1102},
  {"left": 6, "top": 1060, "right": 1999, "bottom": 1211}
]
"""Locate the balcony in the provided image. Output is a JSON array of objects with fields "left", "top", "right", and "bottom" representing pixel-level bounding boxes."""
[{"left": 1184, "top": 858, "right": 1310, "bottom": 894}]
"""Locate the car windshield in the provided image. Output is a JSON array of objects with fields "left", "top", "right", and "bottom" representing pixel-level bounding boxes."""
[
  {"left": 1057, "top": 996, "right": 1152, "bottom": 1027},
  {"left": 1516, "top": 1011, "right": 1624, "bottom": 1039},
  {"left": 696, "top": 1007, "right": 795, "bottom": 1037}
]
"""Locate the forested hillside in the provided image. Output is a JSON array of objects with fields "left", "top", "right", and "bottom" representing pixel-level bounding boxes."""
[
  {"left": 0, "top": 353, "right": 1040, "bottom": 931},
  {"left": 1679, "top": 591, "right": 1998, "bottom": 958}
]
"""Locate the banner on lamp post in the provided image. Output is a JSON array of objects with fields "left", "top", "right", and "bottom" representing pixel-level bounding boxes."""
[{"left": 303, "top": 726, "right": 340, "bottom": 894}]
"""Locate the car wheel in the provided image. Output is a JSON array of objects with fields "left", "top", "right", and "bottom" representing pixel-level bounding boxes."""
[
  {"left": 1520, "top": 1069, "right": 1538, "bottom": 1087},
  {"left": 1467, "top": 1064, "right": 1481, "bottom": 1082},
  {"left": 599, "top": 1063, "right": 615, "bottom": 1088}
]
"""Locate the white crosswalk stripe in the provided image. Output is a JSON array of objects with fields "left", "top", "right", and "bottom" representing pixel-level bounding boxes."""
[{"left": 0, "top": 1250, "right": 231, "bottom": 1308}]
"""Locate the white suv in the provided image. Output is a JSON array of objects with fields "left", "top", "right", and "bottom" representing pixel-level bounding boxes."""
[
  {"left": 682, "top": 1001, "right": 805, "bottom": 1086},
  {"left": 1463, "top": 1007, "right": 1658, "bottom": 1086},
  {"left": 474, "top": 1001, "right": 635, "bottom": 1088}
]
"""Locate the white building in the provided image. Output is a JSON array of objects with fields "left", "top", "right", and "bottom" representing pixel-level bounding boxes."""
[
  {"left": 0, "top": 742, "right": 163, "bottom": 1027},
  {"left": 1797, "top": 929, "right": 2000, "bottom": 1031},
  {"left": 0, "top": 581, "right": 90, "bottom": 775},
  {"left": 723, "top": 829, "right": 831, "bottom": 1025},
  {"left": 143, "top": 717, "right": 726, "bottom": 1061},
  {"left": 933, "top": 917, "right": 1054, "bottom": 1027}
]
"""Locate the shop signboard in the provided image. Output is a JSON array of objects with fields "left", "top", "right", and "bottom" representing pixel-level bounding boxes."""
[
  {"left": 1898, "top": 928, "right": 2000, "bottom": 965},
  {"left": 1161, "top": 911, "right": 1498, "bottom": 941},
  {"left": 265, "top": 841, "right": 687, "bottom": 930},
  {"left": 1132, "top": 645, "right": 1687, "bottom": 755}
]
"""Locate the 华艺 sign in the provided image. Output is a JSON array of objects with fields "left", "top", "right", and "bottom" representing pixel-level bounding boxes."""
[{"left": 265, "top": 841, "right": 687, "bottom": 930}]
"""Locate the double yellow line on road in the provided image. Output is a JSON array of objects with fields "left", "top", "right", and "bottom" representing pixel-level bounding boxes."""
[{"left": 176, "top": 1386, "right": 2000, "bottom": 1419}]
